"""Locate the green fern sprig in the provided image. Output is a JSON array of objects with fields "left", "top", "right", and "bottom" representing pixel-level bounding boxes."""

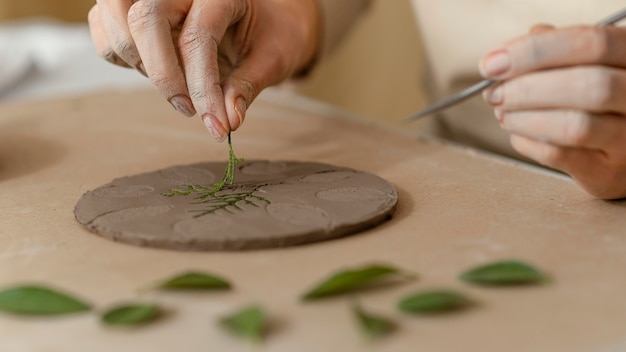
[
  {"left": 163, "top": 133, "right": 244, "bottom": 198},
  {"left": 163, "top": 133, "right": 270, "bottom": 217},
  {"left": 189, "top": 189, "right": 270, "bottom": 217}
]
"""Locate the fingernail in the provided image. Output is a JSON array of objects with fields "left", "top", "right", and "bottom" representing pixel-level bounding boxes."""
[
  {"left": 487, "top": 86, "right": 504, "bottom": 105},
  {"left": 481, "top": 49, "right": 511, "bottom": 77},
  {"left": 234, "top": 97, "right": 247, "bottom": 126},
  {"left": 169, "top": 95, "right": 196, "bottom": 117},
  {"left": 202, "top": 114, "right": 226, "bottom": 142}
]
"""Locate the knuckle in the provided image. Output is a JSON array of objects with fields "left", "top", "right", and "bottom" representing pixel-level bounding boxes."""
[
  {"left": 237, "top": 79, "right": 257, "bottom": 101},
  {"left": 527, "top": 33, "right": 546, "bottom": 63},
  {"left": 510, "top": 135, "right": 564, "bottom": 166},
  {"left": 585, "top": 26, "right": 612, "bottom": 62},
  {"left": 563, "top": 111, "right": 593, "bottom": 146},
  {"left": 585, "top": 68, "right": 618, "bottom": 109},
  {"left": 149, "top": 73, "right": 175, "bottom": 93},
  {"left": 113, "top": 38, "right": 137, "bottom": 61},
  {"left": 540, "top": 145, "right": 565, "bottom": 166},
  {"left": 179, "top": 28, "right": 215, "bottom": 56},
  {"left": 101, "top": 50, "right": 130, "bottom": 68},
  {"left": 127, "top": 0, "right": 159, "bottom": 30},
  {"left": 189, "top": 88, "right": 209, "bottom": 102},
  {"left": 188, "top": 82, "right": 220, "bottom": 101},
  {"left": 102, "top": 49, "right": 116, "bottom": 62}
]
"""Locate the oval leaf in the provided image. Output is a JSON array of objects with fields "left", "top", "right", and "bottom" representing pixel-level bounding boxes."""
[
  {"left": 156, "top": 271, "right": 231, "bottom": 290},
  {"left": 353, "top": 302, "right": 396, "bottom": 340},
  {"left": 460, "top": 260, "right": 547, "bottom": 285},
  {"left": 398, "top": 290, "right": 472, "bottom": 314},
  {"left": 0, "top": 285, "right": 91, "bottom": 316},
  {"left": 102, "top": 304, "right": 161, "bottom": 326},
  {"left": 219, "top": 305, "right": 267, "bottom": 343},
  {"left": 302, "top": 264, "right": 415, "bottom": 300}
]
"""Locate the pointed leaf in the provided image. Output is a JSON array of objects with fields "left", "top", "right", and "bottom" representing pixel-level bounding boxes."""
[
  {"left": 156, "top": 271, "right": 232, "bottom": 290},
  {"left": 398, "top": 290, "right": 473, "bottom": 314},
  {"left": 101, "top": 303, "right": 161, "bottom": 326},
  {"left": 460, "top": 260, "right": 547, "bottom": 285},
  {"left": 302, "top": 264, "right": 415, "bottom": 300},
  {"left": 219, "top": 305, "right": 267, "bottom": 343},
  {"left": 0, "top": 285, "right": 91, "bottom": 316},
  {"left": 353, "top": 302, "right": 396, "bottom": 340}
]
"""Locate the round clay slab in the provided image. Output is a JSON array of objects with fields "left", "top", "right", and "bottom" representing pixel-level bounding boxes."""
[{"left": 74, "top": 161, "right": 398, "bottom": 251}]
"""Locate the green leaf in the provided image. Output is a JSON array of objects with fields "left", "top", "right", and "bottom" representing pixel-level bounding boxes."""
[
  {"left": 398, "top": 290, "right": 473, "bottom": 314},
  {"left": 302, "top": 264, "right": 415, "bottom": 301},
  {"left": 101, "top": 303, "right": 161, "bottom": 326},
  {"left": 0, "top": 285, "right": 91, "bottom": 316},
  {"left": 156, "top": 271, "right": 232, "bottom": 290},
  {"left": 460, "top": 260, "right": 548, "bottom": 285},
  {"left": 219, "top": 305, "right": 267, "bottom": 343},
  {"left": 353, "top": 302, "right": 396, "bottom": 340}
]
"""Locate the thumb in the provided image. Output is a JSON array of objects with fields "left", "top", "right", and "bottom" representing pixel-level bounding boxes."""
[
  {"left": 221, "top": 45, "right": 296, "bottom": 131},
  {"left": 222, "top": 73, "right": 257, "bottom": 131}
]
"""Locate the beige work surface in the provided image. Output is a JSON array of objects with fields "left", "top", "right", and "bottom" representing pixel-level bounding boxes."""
[{"left": 1, "top": 89, "right": 626, "bottom": 352}]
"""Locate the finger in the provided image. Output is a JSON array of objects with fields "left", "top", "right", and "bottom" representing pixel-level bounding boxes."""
[
  {"left": 500, "top": 110, "right": 626, "bottom": 150},
  {"left": 88, "top": 5, "right": 130, "bottom": 68},
  {"left": 510, "top": 134, "right": 598, "bottom": 172},
  {"left": 128, "top": 0, "right": 197, "bottom": 118},
  {"left": 509, "top": 134, "right": 626, "bottom": 199},
  {"left": 95, "top": 0, "right": 143, "bottom": 72},
  {"left": 177, "top": 0, "right": 248, "bottom": 141},
  {"left": 483, "top": 66, "right": 626, "bottom": 113},
  {"left": 480, "top": 25, "right": 626, "bottom": 78}
]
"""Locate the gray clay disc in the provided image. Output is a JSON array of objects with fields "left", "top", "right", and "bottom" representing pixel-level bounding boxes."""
[{"left": 74, "top": 161, "right": 398, "bottom": 251}]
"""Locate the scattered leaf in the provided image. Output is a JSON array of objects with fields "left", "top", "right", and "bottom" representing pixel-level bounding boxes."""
[
  {"left": 219, "top": 305, "right": 267, "bottom": 343},
  {"left": 398, "top": 290, "right": 473, "bottom": 314},
  {"left": 0, "top": 285, "right": 91, "bottom": 316},
  {"left": 302, "top": 264, "right": 415, "bottom": 301},
  {"left": 156, "top": 271, "right": 232, "bottom": 291},
  {"left": 101, "top": 303, "right": 161, "bottom": 326},
  {"left": 460, "top": 260, "right": 547, "bottom": 285},
  {"left": 353, "top": 302, "right": 396, "bottom": 340}
]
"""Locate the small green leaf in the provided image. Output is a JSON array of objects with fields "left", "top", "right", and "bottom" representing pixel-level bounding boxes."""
[
  {"left": 302, "top": 264, "right": 415, "bottom": 301},
  {"left": 219, "top": 305, "right": 267, "bottom": 343},
  {"left": 101, "top": 303, "right": 161, "bottom": 326},
  {"left": 460, "top": 260, "right": 547, "bottom": 285},
  {"left": 156, "top": 271, "right": 232, "bottom": 290},
  {"left": 0, "top": 285, "right": 91, "bottom": 316},
  {"left": 353, "top": 302, "right": 396, "bottom": 340},
  {"left": 398, "top": 290, "right": 473, "bottom": 314}
]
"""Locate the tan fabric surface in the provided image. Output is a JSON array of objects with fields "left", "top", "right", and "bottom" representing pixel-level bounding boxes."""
[{"left": 1, "top": 89, "right": 626, "bottom": 351}]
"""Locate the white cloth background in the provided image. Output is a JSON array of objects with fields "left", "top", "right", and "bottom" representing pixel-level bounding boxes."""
[{"left": 0, "top": 18, "right": 150, "bottom": 102}]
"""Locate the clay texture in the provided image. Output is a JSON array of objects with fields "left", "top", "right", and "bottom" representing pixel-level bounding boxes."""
[{"left": 74, "top": 161, "right": 398, "bottom": 251}]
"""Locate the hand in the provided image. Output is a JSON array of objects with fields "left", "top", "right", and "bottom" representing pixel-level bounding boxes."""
[
  {"left": 88, "top": 0, "right": 320, "bottom": 141},
  {"left": 480, "top": 24, "right": 626, "bottom": 199}
]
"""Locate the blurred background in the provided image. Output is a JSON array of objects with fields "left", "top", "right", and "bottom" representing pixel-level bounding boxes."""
[{"left": 0, "top": 0, "right": 426, "bottom": 127}]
